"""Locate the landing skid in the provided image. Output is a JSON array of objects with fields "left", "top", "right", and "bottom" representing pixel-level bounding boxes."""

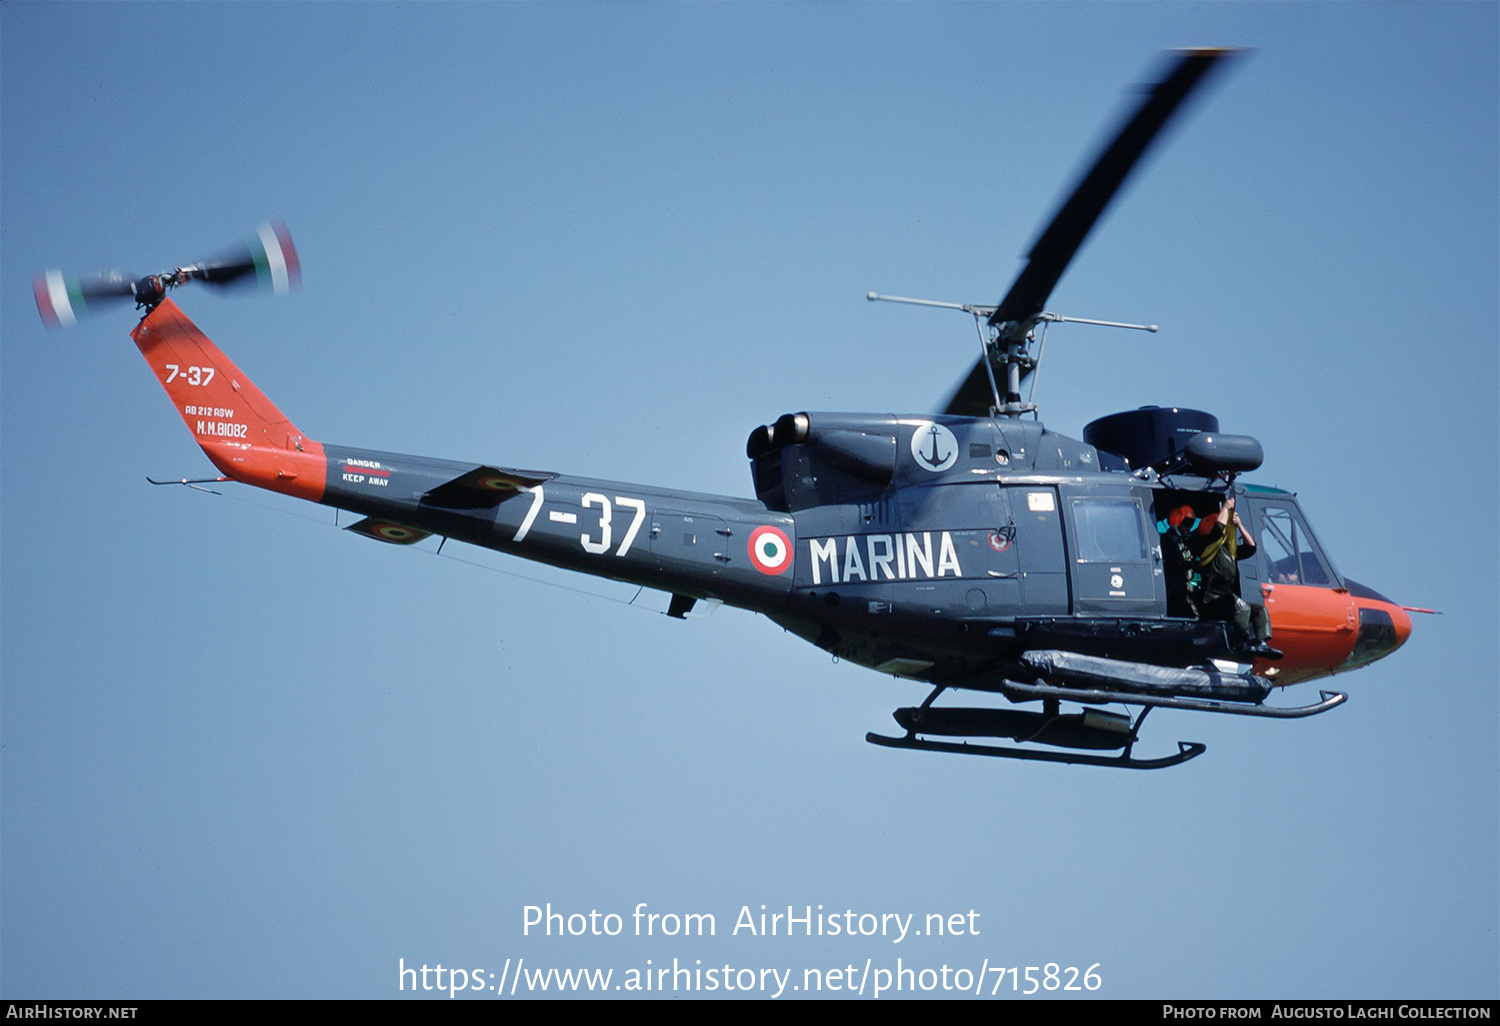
[
  {"left": 864, "top": 673, "right": 1349, "bottom": 768},
  {"left": 865, "top": 731, "right": 1206, "bottom": 770}
]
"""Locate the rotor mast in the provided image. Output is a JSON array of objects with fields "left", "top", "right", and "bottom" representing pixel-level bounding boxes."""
[{"left": 868, "top": 292, "right": 1156, "bottom": 418}]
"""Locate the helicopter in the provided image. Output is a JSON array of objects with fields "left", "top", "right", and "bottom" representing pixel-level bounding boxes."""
[{"left": 34, "top": 48, "right": 1420, "bottom": 770}]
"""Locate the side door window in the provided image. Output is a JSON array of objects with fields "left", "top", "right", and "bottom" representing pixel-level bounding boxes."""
[{"left": 1072, "top": 498, "right": 1147, "bottom": 563}]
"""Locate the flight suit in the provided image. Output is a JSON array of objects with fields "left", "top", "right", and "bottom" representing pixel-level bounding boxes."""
[
  {"left": 1193, "top": 521, "right": 1272, "bottom": 645},
  {"left": 1159, "top": 522, "right": 1201, "bottom": 618}
]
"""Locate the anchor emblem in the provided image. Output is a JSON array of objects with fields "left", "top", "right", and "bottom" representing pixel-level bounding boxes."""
[{"left": 909, "top": 421, "right": 959, "bottom": 472}]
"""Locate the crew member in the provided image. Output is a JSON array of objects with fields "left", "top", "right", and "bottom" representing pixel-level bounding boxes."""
[
  {"left": 1159, "top": 504, "right": 1201, "bottom": 618},
  {"left": 1193, "top": 495, "right": 1281, "bottom": 660}
]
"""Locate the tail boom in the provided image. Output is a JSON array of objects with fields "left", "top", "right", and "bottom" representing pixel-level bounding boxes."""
[{"left": 129, "top": 300, "right": 799, "bottom": 615}]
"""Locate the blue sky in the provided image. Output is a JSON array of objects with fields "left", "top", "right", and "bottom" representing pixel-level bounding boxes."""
[{"left": 2, "top": 2, "right": 1496, "bottom": 1000}]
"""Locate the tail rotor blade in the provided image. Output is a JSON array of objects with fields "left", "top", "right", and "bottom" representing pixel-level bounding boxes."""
[
  {"left": 34, "top": 269, "right": 137, "bottom": 329},
  {"left": 188, "top": 221, "right": 301, "bottom": 294},
  {"left": 34, "top": 222, "right": 300, "bottom": 329}
]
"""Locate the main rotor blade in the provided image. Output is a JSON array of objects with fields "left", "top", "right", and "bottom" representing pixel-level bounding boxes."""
[
  {"left": 990, "top": 47, "right": 1238, "bottom": 330},
  {"left": 940, "top": 48, "right": 1238, "bottom": 416}
]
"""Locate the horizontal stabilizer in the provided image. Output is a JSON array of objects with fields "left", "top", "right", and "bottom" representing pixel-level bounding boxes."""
[
  {"left": 420, "top": 465, "right": 554, "bottom": 509},
  {"left": 345, "top": 517, "right": 431, "bottom": 545}
]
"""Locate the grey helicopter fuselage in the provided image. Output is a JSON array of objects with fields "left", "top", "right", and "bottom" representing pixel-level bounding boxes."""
[{"left": 305, "top": 402, "right": 1355, "bottom": 692}]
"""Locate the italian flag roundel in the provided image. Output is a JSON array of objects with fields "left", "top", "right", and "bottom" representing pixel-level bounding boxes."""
[{"left": 748, "top": 525, "right": 792, "bottom": 575}]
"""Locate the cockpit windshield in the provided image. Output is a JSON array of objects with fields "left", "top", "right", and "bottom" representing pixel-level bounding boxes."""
[{"left": 1253, "top": 503, "right": 1339, "bottom": 588}]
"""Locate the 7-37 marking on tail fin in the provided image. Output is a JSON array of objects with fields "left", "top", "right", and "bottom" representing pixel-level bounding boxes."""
[{"left": 164, "top": 364, "right": 216, "bottom": 386}]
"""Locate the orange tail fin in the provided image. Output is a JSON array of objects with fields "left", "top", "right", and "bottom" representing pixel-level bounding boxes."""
[{"left": 131, "top": 298, "right": 326, "bottom": 502}]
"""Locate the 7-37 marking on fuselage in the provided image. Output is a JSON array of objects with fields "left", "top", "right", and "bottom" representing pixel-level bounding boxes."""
[{"left": 513, "top": 485, "right": 647, "bottom": 558}]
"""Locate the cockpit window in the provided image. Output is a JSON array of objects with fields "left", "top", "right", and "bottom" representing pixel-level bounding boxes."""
[
  {"left": 1070, "top": 498, "right": 1146, "bottom": 562},
  {"left": 1257, "top": 506, "right": 1335, "bottom": 587}
]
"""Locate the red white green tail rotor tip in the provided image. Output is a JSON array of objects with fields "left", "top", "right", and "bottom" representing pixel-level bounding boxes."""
[{"left": 34, "top": 222, "right": 300, "bottom": 329}]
